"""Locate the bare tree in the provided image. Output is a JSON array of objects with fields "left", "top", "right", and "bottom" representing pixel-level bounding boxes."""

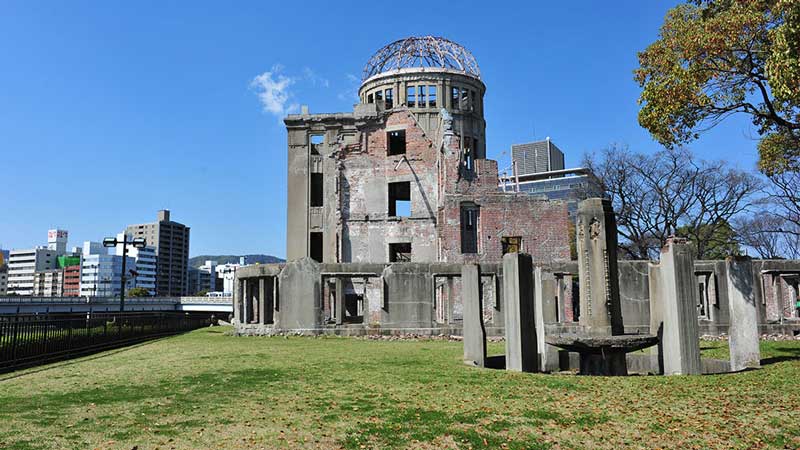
[
  {"left": 765, "top": 171, "right": 800, "bottom": 237},
  {"left": 585, "top": 145, "right": 761, "bottom": 260}
]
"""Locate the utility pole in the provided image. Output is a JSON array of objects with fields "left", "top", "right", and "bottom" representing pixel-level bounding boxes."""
[{"left": 103, "top": 235, "right": 146, "bottom": 312}]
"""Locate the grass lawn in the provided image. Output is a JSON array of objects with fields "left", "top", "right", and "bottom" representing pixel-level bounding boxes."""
[{"left": 1, "top": 328, "right": 799, "bottom": 449}]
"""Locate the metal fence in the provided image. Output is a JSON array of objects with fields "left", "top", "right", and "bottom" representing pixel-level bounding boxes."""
[{"left": 0, "top": 312, "right": 213, "bottom": 373}]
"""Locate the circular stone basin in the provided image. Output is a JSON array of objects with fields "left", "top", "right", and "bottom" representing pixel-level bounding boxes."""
[{"left": 545, "top": 334, "right": 659, "bottom": 354}]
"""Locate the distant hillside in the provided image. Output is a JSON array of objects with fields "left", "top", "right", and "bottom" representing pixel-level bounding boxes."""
[{"left": 189, "top": 254, "right": 285, "bottom": 268}]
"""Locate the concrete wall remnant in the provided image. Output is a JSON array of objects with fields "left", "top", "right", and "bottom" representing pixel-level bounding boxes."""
[
  {"left": 726, "top": 256, "right": 761, "bottom": 371},
  {"left": 462, "top": 264, "right": 486, "bottom": 367},
  {"left": 503, "top": 253, "right": 538, "bottom": 372}
]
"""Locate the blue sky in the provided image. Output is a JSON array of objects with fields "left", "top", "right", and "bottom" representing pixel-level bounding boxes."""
[{"left": 0, "top": 1, "right": 760, "bottom": 258}]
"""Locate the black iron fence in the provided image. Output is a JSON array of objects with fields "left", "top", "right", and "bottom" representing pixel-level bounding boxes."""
[{"left": 0, "top": 312, "right": 213, "bottom": 373}]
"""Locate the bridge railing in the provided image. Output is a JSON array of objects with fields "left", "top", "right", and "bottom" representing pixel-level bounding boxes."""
[
  {"left": 0, "top": 311, "right": 213, "bottom": 373},
  {"left": 0, "top": 296, "right": 232, "bottom": 305}
]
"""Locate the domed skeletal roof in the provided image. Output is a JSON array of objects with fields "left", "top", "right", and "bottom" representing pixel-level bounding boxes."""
[{"left": 362, "top": 36, "right": 481, "bottom": 81}]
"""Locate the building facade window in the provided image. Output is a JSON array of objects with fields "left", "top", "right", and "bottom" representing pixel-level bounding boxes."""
[
  {"left": 388, "top": 130, "right": 406, "bottom": 155},
  {"left": 501, "top": 237, "right": 521, "bottom": 255},
  {"left": 460, "top": 204, "right": 479, "bottom": 254},
  {"left": 385, "top": 88, "right": 393, "bottom": 108},
  {"left": 406, "top": 86, "right": 416, "bottom": 108},
  {"left": 428, "top": 85, "right": 437, "bottom": 108}
]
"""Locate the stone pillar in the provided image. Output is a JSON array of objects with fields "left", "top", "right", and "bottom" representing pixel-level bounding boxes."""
[
  {"left": 277, "top": 257, "right": 322, "bottom": 333},
  {"left": 534, "top": 267, "right": 559, "bottom": 372},
  {"left": 462, "top": 264, "right": 486, "bottom": 367},
  {"left": 250, "top": 279, "right": 259, "bottom": 324},
  {"left": 241, "top": 279, "right": 249, "bottom": 324},
  {"left": 258, "top": 278, "right": 266, "bottom": 326},
  {"left": 503, "top": 253, "right": 538, "bottom": 372},
  {"left": 726, "top": 256, "right": 761, "bottom": 371},
  {"left": 649, "top": 238, "right": 701, "bottom": 375},
  {"left": 335, "top": 278, "right": 344, "bottom": 325},
  {"left": 576, "top": 198, "right": 624, "bottom": 336}
]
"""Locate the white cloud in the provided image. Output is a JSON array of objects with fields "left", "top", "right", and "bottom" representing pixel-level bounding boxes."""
[
  {"left": 303, "top": 67, "right": 329, "bottom": 88},
  {"left": 337, "top": 73, "right": 361, "bottom": 103},
  {"left": 250, "top": 65, "right": 296, "bottom": 117}
]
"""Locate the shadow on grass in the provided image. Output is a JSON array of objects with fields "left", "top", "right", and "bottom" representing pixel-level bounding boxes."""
[{"left": 761, "top": 346, "right": 800, "bottom": 365}]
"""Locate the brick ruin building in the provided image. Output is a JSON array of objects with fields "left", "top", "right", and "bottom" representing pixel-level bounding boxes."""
[
  {"left": 284, "top": 36, "right": 569, "bottom": 266},
  {"left": 233, "top": 37, "right": 800, "bottom": 338}
]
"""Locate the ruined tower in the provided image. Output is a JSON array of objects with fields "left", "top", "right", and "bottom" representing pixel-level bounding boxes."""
[{"left": 284, "top": 36, "right": 569, "bottom": 265}]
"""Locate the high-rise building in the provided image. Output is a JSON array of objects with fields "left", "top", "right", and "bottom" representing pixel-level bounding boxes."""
[
  {"left": 511, "top": 138, "right": 565, "bottom": 175},
  {"left": 7, "top": 248, "right": 58, "bottom": 295},
  {"left": 32, "top": 269, "right": 64, "bottom": 297},
  {"left": 115, "top": 232, "right": 157, "bottom": 296},
  {"left": 216, "top": 262, "right": 240, "bottom": 295},
  {"left": 188, "top": 260, "right": 220, "bottom": 295},
  {"left": 0, "top": 265, "right": 7, "bottom": 295},
  {"left": 125, "top": 210, "right": 190, "bottom": 296},
  {"left": 80, "top": 242, "right": 135, "bottom": 297},
  {"left": 63, "top": 264, "right": 81, "bottom": 297},
  {"left": 47, "top": 229, "right": 69, "bottom": 254}
]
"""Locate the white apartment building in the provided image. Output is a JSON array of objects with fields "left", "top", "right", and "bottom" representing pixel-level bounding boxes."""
[
  {"left": 7, "top": 248, "right": 58, "bottom": 295},
  {"left": 32, "top": 269, "right": 64, "bottom": 297},
  {"left": 115, "top": 233, "right": 157, "bottom": 296}
]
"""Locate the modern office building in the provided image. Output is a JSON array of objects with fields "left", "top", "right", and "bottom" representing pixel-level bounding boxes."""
[
  {"left": 6, "top": 248, "right": 58, "bottom": 296},
  {"left": 511, "top": 138, "right": 565, "bottom": 175},
  {"left": 216, "top": 262, "right": 241, "bottom": 295},
  {"left": 188, "top": 260, "right": 220, "bottom": 295},
  {"left": 115, "top": 232, "right": 157, "bottom": 296},
  {"left": 0, "top": 265, "right": 7, "bottom": 295},
  {"left": 63, "top": 264, "right": 81, "bottom": 297},
  {"left": 32, "top": 269, "right": 64, "bottom": 297},
  {"left": 79, "top": 241, "right": 136, "bottom": 297},
  {"left": 126, "top": 210, "right": 190, "bottom": 296},
  {"left": 47, "top": 229, "right": 69, "bottom": 254},
  {"left": 500, "top": 168, "right": 603, "bottom": 218}
]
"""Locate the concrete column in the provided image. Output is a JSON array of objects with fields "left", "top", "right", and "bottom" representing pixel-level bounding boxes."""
[
  {"left": 335, "top": 278, "right": 344, "bottom": 325},
  {"left": 534, "top": 267, "right": 559, "bottom": 372},
  {"left": 462, "top": 264, "right": 486, "bottom": 367},
  {"left": 241, "top": 279, "right": 249, "bottom": 324},
  {"left": 649, "top": 238, "right": 701, "bottom": 375},
  {"left": 503, "top": 253, "right": 538, "bottom": 372},
  {"left": 726, "top": 256, "right": 761, "bottom": 371},
  {"left": 258, "top": 278, "right": 266, "bottom": 325},
  {"left": 576, "top": 198, "right": 624, "bottom": 336}
]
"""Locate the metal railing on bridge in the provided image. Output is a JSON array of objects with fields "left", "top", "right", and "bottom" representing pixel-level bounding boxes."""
[{"left": 0, "top": 311, "right": 213, "bottom": 373}]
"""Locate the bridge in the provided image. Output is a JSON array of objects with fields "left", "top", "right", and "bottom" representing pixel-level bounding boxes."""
[{"left": 0, "top": 296, "right": 233, "bottom": 315}]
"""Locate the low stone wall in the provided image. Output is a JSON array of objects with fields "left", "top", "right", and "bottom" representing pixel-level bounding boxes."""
[{"left": 232, "top": 257, "right": 800, "bottom": 337}]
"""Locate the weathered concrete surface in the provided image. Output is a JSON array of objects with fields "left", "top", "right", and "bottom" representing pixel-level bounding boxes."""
[
  {"left": 503, "top": 253, "right": 538, "bottom": 372},
  {"left": 381, "top": 263, "right": 433, "bottom": 329},
  {"left": 462, "top": 264, "right": 486, "bottom": 367},
  {"left": 726, "top": 257, "right": 761, "bottom": 371},
  {"left": 649, "top": 238, "right": 701, "bottom": 375},
  {"left": 534, "top": 267, "right": 559, "bottom": 372},
  {"left": 277, "top": 257, "right": 321, "bottom": 333},
  {"left": 576, "top": 198, "right": 624, "bottom": 336}
]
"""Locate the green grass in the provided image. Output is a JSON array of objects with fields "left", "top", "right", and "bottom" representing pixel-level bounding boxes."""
[{"left": 0, "top": 328, "right": 798, "bottom": 449}]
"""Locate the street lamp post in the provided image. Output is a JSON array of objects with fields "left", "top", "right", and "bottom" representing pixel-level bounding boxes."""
[{"left": 103, "top": 236, "right": 146, "bottom": 312}]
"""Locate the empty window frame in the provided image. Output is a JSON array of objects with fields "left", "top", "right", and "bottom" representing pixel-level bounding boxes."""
[
  {"left": 389, "top": 243, "right": 412, "bottom": 262},
  {"left": 310, "top": 232, "right": 323, "bottom": 263},
  {"left": 367, "top": 93, "right": 374, "bottom": 103},
  {"left": 460, "top": 205, "right": 479, "bottom": 254},
  {"left": 385, "top": 88, "right": 394, "bottom": 109},
  {"left": 501, "top": 237, "right": 521, "bottom": 255},
  {"left": 310, "top": 134, "right": 323, "bottom": 155},
  {"left": 387, "top": 130, "right": 406, "bottom": 155},
  {"left": 310, "top": 173, "right": 323, "bottom": 207},
  {"left": 463, "top": 138, "right": 474, "bottom": 172},
  {"left": 406, "top": 86, "right": 416, "bottom": 107},
  {"left": 375, "top": 90, "right": 383, "bottom": 105},
  {"left": 428, "top": 85, "right": 437, "bottom": 108},
  {"left": 451, "top": 86, "right": 460, "bottom": 109},
  {"left": 461, "top": 88, "right": 470, "bottom": 110},
  {"left": 418, "top": 86, "right": 426, "bottom": 107},
  {"left": 388, "top": 181, "right": 411, "bottom": 217},
  {"left": 470, "top": 89, "right": 477, "bottom": 110}
]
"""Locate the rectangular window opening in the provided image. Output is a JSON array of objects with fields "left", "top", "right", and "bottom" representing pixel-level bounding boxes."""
[
  {"left": 418, "top": 86, "right": 426, "bottom": 107},
  {"left": 501, "top": 237, "right": 522, "bottom": 255},
  {"left": 385, "top": 88, "right": 393, "bottom": 109},
  {"left": 310, "top": 173, "right": 323, "bottom": 207},
  {"left": 375, "top": 90, "right": 383, "bottom": 103},
  {"left": 388, "top": 181, "right": 411, "bottom": 217},
  {"left": 428, "top": 85, "right": 437, "bottom": 108},
  {"left": 387, "top": 130, "right": 406, "bottom": 155},
  {"left": 310, "top": 232, "right": 323, "bottom": 263},
  {"left": 389, "top": 243, "right": 412, "bottom": 263},
  {"left": 460, "top": 205, "right": 479, "bottom": 254},
  {"left": 461, "top": 88, "right": 470, "bottom": 110},
  {"left": 406, "top": 86, "right": 416, "bottom": 108},
  {"left": 451, "top": 87, "right": 460, "bottom": 109},
  {"left": 367, "top": 93, "right": 374, "bottom": 103}
]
